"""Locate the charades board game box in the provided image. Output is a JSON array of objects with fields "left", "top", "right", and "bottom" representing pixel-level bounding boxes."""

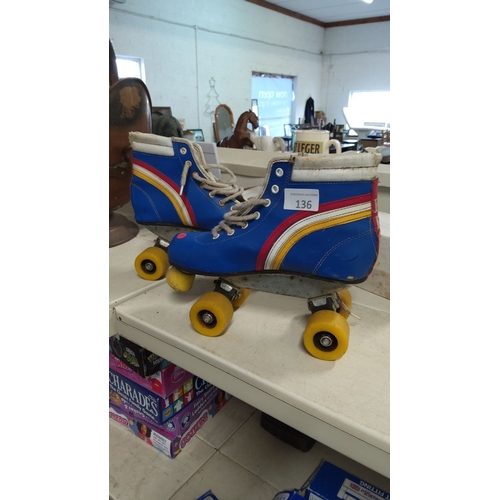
[
  {"left": 109, "top": 334, "right": 169, "bottom": 378},
  {"left": 110, "top": 369, "right": 229, "bottom": 439},
  {"left": 157, "top": 382, "right": 228, "bottom": 438},
  {"left": 109, "top": 367, "right": 212, "bottom": 426},
  {"left": 109, "top": 351, "right": 193, "bottom": 398},
  {"left": 109, "top": 390, "right": 231, "bottom": 458},
  {"left": 305, "top": 460, "right": 389, "bottom": 500}
]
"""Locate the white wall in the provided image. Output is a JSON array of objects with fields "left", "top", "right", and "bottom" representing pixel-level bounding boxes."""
[
  {"left": 321, "top": 22, "right": 390, "bottom": 127},
  {"left": 109, "top": 1, "right": 389, "bottom": 141}
]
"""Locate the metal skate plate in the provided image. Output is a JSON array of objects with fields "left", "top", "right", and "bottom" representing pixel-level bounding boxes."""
[
  {"left": 143, "top": 224, "right": 203, "bottom": 242},
  {"left": 222, "top": 273, "right": 348, "bottom": 300}
]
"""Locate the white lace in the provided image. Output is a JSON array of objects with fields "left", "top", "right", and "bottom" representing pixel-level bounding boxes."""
[
  {"left": 179, "top": 161, "right": 244, "bottom": 206},
  {"left": 211, "top": 196, "right": 270, "bottom": 238}
]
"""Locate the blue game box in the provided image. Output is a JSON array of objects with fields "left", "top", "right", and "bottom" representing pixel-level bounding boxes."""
[{"left": 305, "top": 460, "right": 389, "bottom": 500}]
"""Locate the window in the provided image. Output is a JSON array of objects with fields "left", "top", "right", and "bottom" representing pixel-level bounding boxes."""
[
  {"left": 115, "top": 55, "right": 146, "bottom": 82},
  {"left": 343, "top": 91, "right": 390, "bottom": 130},
  {"left": 252, "top": 73, "right": 295, "bottom": 137}
]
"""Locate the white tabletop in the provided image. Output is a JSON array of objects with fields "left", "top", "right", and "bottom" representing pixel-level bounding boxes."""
[
  {"left": 109, "top": 226, "right": 165, "bottom": 335},
  {"left": 111, "top": 248, "right": 390, "bottom": 476},
  {"left": 377, "top": 163, "right": 390, "bottom": 188}
]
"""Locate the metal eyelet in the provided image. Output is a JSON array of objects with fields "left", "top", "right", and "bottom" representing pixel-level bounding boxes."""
[
  {"left": 271, "top": 185, "right": 279, "bottom": 194},
  {"left": 241, "top": 222, "right": 248, "bottom": 229},
  {"left": 180, "top": 147, "right": 187, "bottom": 155},
  {"left": 227, "top": 229, "right": 235, "bottom": 236},
  {"left": 254, "top": 212, "right": 261, "bottom": 220},
  {"left": 209, "top": 192, "right": 215, "bottom": 198},
  {"left": 213, "top": 233, "right": 220, "bottom": 240},
  {"left": 275, "top": 167, "right": 283, "bottom": 177},
  {"left": 264, "top": 199, "right": 271, "bottom": 207},
  {"left": 218, "top": 200, "right": 225, "bottom": 206}
]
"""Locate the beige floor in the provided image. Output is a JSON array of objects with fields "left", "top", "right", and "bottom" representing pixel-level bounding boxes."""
[{"left": 109, "top": 397, "right": 389, "bottom": 500}]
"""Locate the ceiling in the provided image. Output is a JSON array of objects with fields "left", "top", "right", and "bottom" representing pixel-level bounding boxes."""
[{"left": 246, "top": 0, "right": 390, "bottom": 27}]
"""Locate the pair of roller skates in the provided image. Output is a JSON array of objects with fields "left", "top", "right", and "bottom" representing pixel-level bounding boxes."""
[{"left": 129, "top": 131, "right": 382, "bottom": 361}]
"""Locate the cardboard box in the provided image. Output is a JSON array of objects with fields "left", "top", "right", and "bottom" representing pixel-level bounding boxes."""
[
  {"left": 109, "top": 389, "right": 231, "bottom": 459},
  {"left": 159, "top": 382, "right": 228, "bottom": 438},
  {"left": 109, "top": 368, "right": 211, "bottom": 426},
  {"left": 110, "top": 368, "right": 229, "bottom": 439},
  {"left": 109, "top": 352, "right": 193, "bottom": 398},
  {"left": 305, "top": 461, "right": 389, "bottom": 500},
  {"left": 109, "top": 334, "right": 169, "bottom": 378},
  {"left": 361, "top": 137, "right": 383, "bottom": 148}
]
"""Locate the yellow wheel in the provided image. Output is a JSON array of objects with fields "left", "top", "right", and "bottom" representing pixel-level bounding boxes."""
[
  {"left": 134, "top": 247, "right": 169, "bottom": 281},
  {"left": 303, "top": 310, "right": 350, "bottom": 361},
  {"left": 231, "top": 288, "right": 251, "bottom": 310},
  {"left": 166, "top": 266, "right": 195, "bottom": 292},
  {"left": 189, "top": 291, "right": 233, "bottom": 337},
  {"left": 337, "top": 289, "right": 352, "bottom": 319}
]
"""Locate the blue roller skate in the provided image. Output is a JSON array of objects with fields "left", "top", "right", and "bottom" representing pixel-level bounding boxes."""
[
  {"left": 129, "top": 132, "right": 245, "bottom": 280},
  {"left": 165, "top": 149, "right": 382, "bottom": 360}
]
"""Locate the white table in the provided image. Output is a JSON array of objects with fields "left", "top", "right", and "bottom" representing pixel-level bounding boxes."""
[
  {"left": 109, "top": 225, "right": 165, "bottom": 336},
  {"left": 110, "top": 239, "right": 390, "bottom": 477}
]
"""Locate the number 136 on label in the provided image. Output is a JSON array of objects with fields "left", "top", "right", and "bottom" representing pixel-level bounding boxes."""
[{"left": 283, "top": 189, "right": 319, "bottom": 212}]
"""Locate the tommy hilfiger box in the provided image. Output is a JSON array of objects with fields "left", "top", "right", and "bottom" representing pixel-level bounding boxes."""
[{"left": 109, "top": 334, "right": 169, "bottom": 378}]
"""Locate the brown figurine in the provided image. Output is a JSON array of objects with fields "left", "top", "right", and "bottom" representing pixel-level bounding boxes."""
[
  {"left": 109, "top": 40, "right": 152, "bottom": 246},
  {"left": 218, "top": 110, "right": 259, "bottom": 149}
]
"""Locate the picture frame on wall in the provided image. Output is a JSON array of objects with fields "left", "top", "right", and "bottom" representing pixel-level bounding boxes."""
[{"left": 185, "top": 129, "right": 205, "bottom": 142}]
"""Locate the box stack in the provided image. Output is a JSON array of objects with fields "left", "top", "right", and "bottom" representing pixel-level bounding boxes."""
[
  {"left": 272, "top": 460, "right": 389, "bottom": 500},
  {"left": 109, "top": 334, "right": 231, "bottom": 459}
]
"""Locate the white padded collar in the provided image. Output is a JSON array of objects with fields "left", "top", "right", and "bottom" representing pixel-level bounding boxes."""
[{"left": 291, "top": 151, "right": 382, "bottom": 182}]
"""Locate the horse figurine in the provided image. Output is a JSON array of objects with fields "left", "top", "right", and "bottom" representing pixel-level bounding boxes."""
[
  {"left": 218, "top": 110, "right": 259, "bottom": 149},
  {"left": 247, "top": 131, "right": 287, "bottom": 152}
]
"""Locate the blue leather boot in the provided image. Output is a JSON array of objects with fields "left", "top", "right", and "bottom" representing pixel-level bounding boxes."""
[
  {"left": 165, "top": 150, "right": 382, "bottom": 360},
  {"left": 129, "top": 132, "right": 244, "bottom": 280},
  {"left": 167, "top": 151, "right": 381, "bottom": 282},
  {"left": 130, "top": 132, "right": 243, "bottom": 230}
]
